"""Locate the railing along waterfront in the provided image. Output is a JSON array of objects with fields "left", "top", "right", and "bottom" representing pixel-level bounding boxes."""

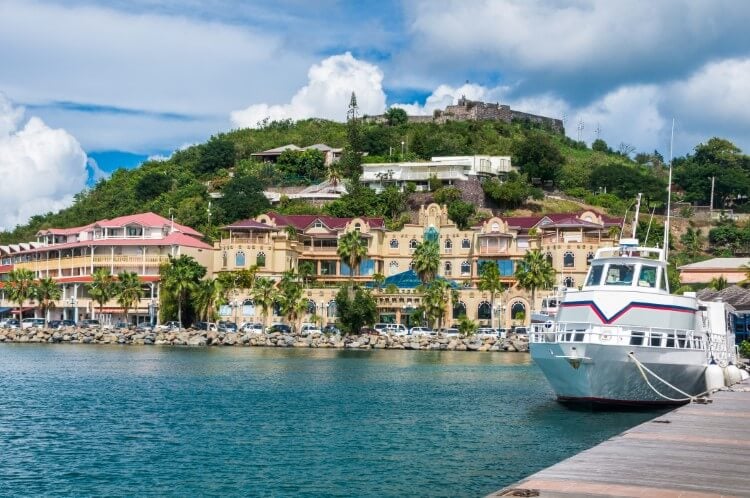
[
  {"left": 13, "top": 254, "right": 171, "bottom": 272},
  {"left": 530, "top": 322, "right": 706, "bottom": 350}
]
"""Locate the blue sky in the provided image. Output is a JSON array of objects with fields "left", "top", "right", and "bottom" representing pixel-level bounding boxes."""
[{"left": 2, "top": 0, "right": 750, "bottom": 226}]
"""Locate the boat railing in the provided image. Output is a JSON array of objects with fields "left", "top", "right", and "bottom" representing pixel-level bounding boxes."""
[{"left": 530, "top": 321, "right": 706, "bottom": 351}]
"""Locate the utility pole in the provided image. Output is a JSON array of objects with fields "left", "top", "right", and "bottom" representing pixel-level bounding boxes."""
[
  {"left": 710, "top": 176, "right": 715, "bottom": 212},
  {"left": 577, "top": 119, "right": 585, "bottom": 141}
]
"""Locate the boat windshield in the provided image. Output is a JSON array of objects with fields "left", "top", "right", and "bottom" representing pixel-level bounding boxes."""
[
  {"left": 586, "top": 264, "right": 604, "bottom": 286},
  {"left": 638, "top": 265, "right": 658, "bottom": 288},
  {"left": 605, "top": 263, "right": 635, "bottom": 285}
]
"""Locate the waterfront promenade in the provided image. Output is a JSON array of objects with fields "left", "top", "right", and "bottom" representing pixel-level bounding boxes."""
[{"left": 491, "top": 381, "right": 750, "bottom": 497}]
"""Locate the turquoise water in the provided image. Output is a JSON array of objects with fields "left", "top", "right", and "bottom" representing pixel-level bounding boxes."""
[{"left": 0, "top": 345, "right": 661, "bottom": 497}]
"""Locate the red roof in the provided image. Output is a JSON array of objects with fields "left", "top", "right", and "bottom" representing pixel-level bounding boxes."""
[
  {"left": 503, "top": 216, "right": 543, "bottom": 229},
  {"left": 35, "top": 213, "right": 203, "bottom": 239},
  {"left": 223, "top": 219, "right": 276, "bottom": 230},
  {"left": 264, "top": 212, "right": 385, "bottom": 231}
]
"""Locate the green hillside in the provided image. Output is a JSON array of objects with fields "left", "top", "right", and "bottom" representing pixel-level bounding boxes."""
[{"left": 2, "top": 116, "right": 748, "bottom": 247}]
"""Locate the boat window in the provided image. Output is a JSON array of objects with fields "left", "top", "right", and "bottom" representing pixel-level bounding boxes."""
[
  {"left": 605, "top": 264, "right": 635, "bottom": 286},
  {"left": 677, "top": 334, "right": 687, "bottom": 348},
  {"left": 586, "top": 265, "right": 604, "bottom": 286},
  {"left": 659, "top": 269, "right": 668, "bottom": 291},
  {"left": 649, "top": 333, "right": 662, "bottom": 347},
  {"left": 630, "top": 331, "right": 644, "bottom": 346},
  {"left": 665, "top": 334, "right": 675, "bottom": 348},
  {"left": 638, "top": 265, "right": 658, "bottom": 288}
]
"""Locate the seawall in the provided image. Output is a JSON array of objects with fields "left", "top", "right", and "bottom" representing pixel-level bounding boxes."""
[{"left": 0, "top": 328, "right": 529, "bottom": 352}]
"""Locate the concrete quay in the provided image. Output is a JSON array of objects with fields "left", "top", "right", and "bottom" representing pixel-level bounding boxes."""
[{"left": 491, "top": 381, "right": 750, "bottom": 498}]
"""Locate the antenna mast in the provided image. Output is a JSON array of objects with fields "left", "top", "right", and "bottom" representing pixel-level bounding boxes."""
[{"left": 663, "top": 119, "right": 675, "bottom": 261}]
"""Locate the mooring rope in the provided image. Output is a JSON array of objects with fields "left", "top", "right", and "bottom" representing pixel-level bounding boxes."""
[{"left": 627, "top": 352, "right": 709, "bottom": 403}]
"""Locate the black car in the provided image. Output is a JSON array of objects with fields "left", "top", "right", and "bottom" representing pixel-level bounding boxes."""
[
  {"left": 322, "top": 324, "right": 340, "bottom": 335},
  {"left": 268, "top": 324, "right": 291, "bottom": 334},
  {"left": 217, "top": 321, "right": 238, "bottom": 332},
  {"left": 194, "top": 321, "right": 216, "bottom": 331},
  {"left": 48, "top": 320, "right": 76, "bottom": 329}
]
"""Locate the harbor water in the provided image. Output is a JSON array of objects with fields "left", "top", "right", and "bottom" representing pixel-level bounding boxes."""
[{"left": 0, "top": 345, "right": 661, "bottom": 497}]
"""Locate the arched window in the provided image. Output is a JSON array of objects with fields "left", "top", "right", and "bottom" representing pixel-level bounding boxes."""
[
  {"left": 478, "top": 301, "right": 492, "bottom": 320},
  {"left": 444, "top": 261, "right": 452, "bottom": 276},
  {"left": 444, "top": 238, "right": 452, "bottom": 252},
  {"left": 408, "top": 261, "right": 415, "bottom": 271},
  {"left": 586, "top": 252, "right": 595, "bottom": 266},
  {"left": 409, "top": 239, "right": 418, "bottom": 252},
  {"left": 491, "top": 222, "right": 500, "bottom": 232},
  {"left": 545, "top": 252, "right": 553, "bottom": 265},
  {"left": 563, "top": 251, "right": 575, "bottom": 268},
  {"left": 235, "top": 250, "right": 245, "bottom": 267},
  {"left": 306, "top": 300, "right": 316, "bottom": 314},
  {"left": 460, "top": 261, "right": 470, "bottom": 276},
  {"left": 389, "top": 261, "right": 399, "bottom": 275},
  {"left": 390, "top": 238, "right": 399, "bottom": 249},
  {"left": 462, "top": 238, "right": 471, "bottom": 249},
  {"left": 272, "top": 300, "right": 282, "bottom": 316},
  {"left": 354, "top": 223, "right": 361, "bottom": 232},
  {"left": 256, "top": 252, "right": 266, "bottom": 267},
  {"left": 327, "top": 300, "right": 337, "bottom": 318},
  {"left": 563, "top": 276, "right": 575, "bottom": 288},
  {"left": 511, "top": 301, "right": 526, "bottom": 320},
  {"left": 222, "top": 251, "right": 227, "bottom": 267},
  {"left": 463, "top": 280, "right": 472, "bottom": 288},
  {"left": 453, "top": 301, "right": 467, "bottom": 319},
  {"left": 242, "top": 299, "right": 255, "bottom": 317}
]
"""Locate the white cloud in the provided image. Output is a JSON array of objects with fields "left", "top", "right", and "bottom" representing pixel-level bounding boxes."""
[
  {"left": 230, "top": 52, "right": 387, "bottom": 127},
  {"left": 0, "top": 94, "right": 88, "bottom": 230},
  {"left": 86, "top": 157, "right": 110, "bottom": 182},
  {"left": 393, "top": 83, "right": 501, "bottom": 115},
  {"left": 399, "top": 0, "right": 750, "bottom": 93}
]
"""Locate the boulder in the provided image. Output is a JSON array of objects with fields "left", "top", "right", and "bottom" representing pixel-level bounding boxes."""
[{"left": 187, "top": 335, "right": 207, "bottom": 346}]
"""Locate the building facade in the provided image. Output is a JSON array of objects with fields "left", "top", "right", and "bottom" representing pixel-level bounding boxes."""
[
  {"left": 214, "top": 204, "right": 621, "bottom": 328},
  {"left": 0, "top": 213, "right": 214, "bottom": 324}
]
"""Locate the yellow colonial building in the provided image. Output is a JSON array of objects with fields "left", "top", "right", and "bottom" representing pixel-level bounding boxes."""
[{"left": 214, "top": 204, "right": 621, "bottom": 328}]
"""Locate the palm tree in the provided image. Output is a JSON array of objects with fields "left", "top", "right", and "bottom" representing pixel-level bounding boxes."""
[
  {"left": 515, "top": 249, "right": 556, "bottom": 312},
  {"left": 457, "top": 315, "right": 478, "bottom": 337},
  {"left": 88, "top": 268, "right": 117, "bottom": 322},
  {"left": 372, "top": 272, "right": 386, "bottom": 292},
  {"left": 478, "top": 262, "right": 505, "bottom": 329},
  {"left": 116, "top": 271, "right": 143, "bottom": 324},
  {"left": 412, "top": 240, "right": 440, "bottom": 284},
  {"left": 192, "top": 278, "right": 224, "bottom": 322},
  {"left": 251, "top": 277, "right": 277, "bottom": 329},
  {"left": 298, "top": 261, "right": 316, "bottom": 288},
  {"left": 7, "top": 268, "right": 36, "bottom": 320},
  {"left": 337, "top": 230, "right": 368, "bottom": 284},
  {"left": 419, "top": 279, "right": 457, "bottom": 329},
  {"left": 35, "top": 277, "right": 61, "bottom": 327},
  {"left": 709, "top": 275, "right": 729, "bottom": 291},
  {"left": 160, "top": 255, "right": 204, "bottom": 328}
]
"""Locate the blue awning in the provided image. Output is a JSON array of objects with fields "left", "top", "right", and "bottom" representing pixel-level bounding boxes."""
[
  {"left": 369, "top": 270, "right": 458, "bottom": 289},
  {"left": 0, "top": 307, "right": 12, "bottom": 314}
]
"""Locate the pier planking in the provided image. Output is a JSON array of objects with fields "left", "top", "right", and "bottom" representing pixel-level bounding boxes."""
[{"left": 491, "top": 382, "right": 750, "bottom": 498}]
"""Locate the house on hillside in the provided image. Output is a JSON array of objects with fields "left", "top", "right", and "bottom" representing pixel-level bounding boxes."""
[{"left": 251, "top": 143, "right": 343, "bottom": 166}]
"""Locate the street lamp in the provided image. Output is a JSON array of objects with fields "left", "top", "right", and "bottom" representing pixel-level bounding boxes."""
[{"left": 401, "top": 140, "right": 405, "bottom": 157}]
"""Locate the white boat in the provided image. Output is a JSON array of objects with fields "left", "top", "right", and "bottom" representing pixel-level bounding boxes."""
[{"left": 530, "top": 238, "right": 740, "bottom": 406}]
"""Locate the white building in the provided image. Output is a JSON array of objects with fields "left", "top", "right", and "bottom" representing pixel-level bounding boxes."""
[{"left": 361, "top": 155, "right": 514, "bottom": 192}]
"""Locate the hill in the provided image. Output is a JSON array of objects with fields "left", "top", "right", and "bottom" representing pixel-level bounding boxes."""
[{"left": 1, "top": 117, "right": 747, "bottom": 248}]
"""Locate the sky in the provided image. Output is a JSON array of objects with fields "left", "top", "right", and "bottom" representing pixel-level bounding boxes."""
[{"left": 2, "top": 0, "right": 750, "bottom": 229}]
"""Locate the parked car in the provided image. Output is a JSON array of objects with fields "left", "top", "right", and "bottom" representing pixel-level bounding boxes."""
[
  {"left": 135, "top": 323, "right": 153, "bottom": 333},
  {"left": 267, "top": 323, "right": 291, "bottom": 334},
  {"left": 193, "top": 321, "right": 216, "bottom": 331},
  {"left": 387, "top": 324, "right": 409, "bottom": 336},
  {"left": 299, "top": 323, "right": 322, "bottom": 336},
  {"left": 48, "top": 319, "right": 76, "bottom": 329},
  {"left": 0, "top": 318, "right": 20, "bottom": 328},
  {"left": 513, "top": 326, "right": 529, "bottom": 335},
  {"left": 409, "top": 326, "right": 434, "bottom": 336},
  {"left": 440, "top": 327, "right": 460, "bottom": 338},
  {"left": 155, "top": 321, "right": 180, "bottom": 331},
  {"left": 373, "top": 323, "right": 390, "bottom": 333},
  {"left": 496, "top": 328, "right": 508, "bottom": 339},
  {"left": 477, "top": 327, "right": 498, "bottom": 339},
  {"left": 114, "top": 321, "right": 132, "bottom": 330},
  {"left": 239, "top": 322, "right": 263, "bottom": 333},
  {"left": 360, "top": 326, "right": 379, "bottom": 335},
  {"left": 322, "top": 324, "right": 340, "bottom": 335},
  {"left": 79, "top": 319, "right": 101, "bottom": 329},
  {"left": 217, "top": 321, "right": 238, "bottom": 332},
  {"left": 21, "top": 318, "right": 45, "bottom": 329}
]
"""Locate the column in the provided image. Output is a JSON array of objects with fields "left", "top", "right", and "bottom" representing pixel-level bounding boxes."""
[
  {"left": 73, "top": 284, "right": 79, "bottom": 323},
  {"left": 110, "top": 246, "right": 114, "bottom": 273}
]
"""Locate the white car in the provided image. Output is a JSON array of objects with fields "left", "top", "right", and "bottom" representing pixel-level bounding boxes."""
[
  {"left": 513, "top": 326, "right": 529, "bottom": 335},
  {"left": 409, "top": 326, "right": 434, "bottom": 336},
  {"left": 441, "top": 328, "right": 460, "bottom": 338},
  {"left": 387, "top": 324, "right": 408, "bottom": 336},
  {"left": 21, "top": 318, "right": 45, "bottom": 329},
  {"left": 299, "top": 323, "right": 322, "bottom": 336},
  {"left": 477, "top": 327, "right": 498, "bottom": 339},
  {"left": 373, "top": 323, "right": 390, "bottom": 333},
  {"left": 240, "top": 322, "right": 264, "bottom": 333}
]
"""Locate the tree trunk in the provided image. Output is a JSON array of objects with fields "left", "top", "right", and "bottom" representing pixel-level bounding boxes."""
[{"left": 177, "top": 293, "right": 183, "bottom": 328}]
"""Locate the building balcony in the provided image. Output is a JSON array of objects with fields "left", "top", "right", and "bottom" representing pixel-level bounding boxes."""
[{"left": 13, "top": 254, "right": 170, "bottom": 273}]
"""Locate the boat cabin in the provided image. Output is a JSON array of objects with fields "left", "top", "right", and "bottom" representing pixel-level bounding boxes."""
[{"left": 583, "top": 244, "right": 669, "bottom": 293}]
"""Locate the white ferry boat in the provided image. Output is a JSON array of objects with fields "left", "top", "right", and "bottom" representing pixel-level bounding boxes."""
[{"left": 530, "top": 238, "right": 743, "bottom": 406}]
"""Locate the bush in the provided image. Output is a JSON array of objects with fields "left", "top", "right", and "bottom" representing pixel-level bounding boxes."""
[{"left": 740, "top": 340, "right": 750, "bottom": 359}]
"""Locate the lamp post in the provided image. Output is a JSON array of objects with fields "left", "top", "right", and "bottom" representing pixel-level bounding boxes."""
[
  {"left": 68, "top": 296, "right": 77, "bottom": 323},
  {"left": 401, "top": 140, "right": 405, "bottom": 157}
]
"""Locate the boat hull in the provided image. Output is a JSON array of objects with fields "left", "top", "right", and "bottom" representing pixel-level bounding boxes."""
[{"left": 530, "top": 342, "right": 707, "bottom": 406}]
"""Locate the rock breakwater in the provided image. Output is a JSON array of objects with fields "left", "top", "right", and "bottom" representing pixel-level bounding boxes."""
[{"left": 0, "top": 328, "right": 529, "bottom": 352}]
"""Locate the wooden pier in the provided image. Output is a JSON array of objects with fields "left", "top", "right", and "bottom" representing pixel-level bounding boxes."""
[{"left": 490, "top": 382, "right": 750, "bottom": 498}]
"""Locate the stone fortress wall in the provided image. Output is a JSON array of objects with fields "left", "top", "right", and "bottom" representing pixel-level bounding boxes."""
[{"left": 366, "top": 96, "right": 564, "bottom": 133}]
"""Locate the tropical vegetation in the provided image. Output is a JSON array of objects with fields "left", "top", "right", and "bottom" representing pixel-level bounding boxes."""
[{"left": 514, "top": 249, "right": 556, "bottom": 310}]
